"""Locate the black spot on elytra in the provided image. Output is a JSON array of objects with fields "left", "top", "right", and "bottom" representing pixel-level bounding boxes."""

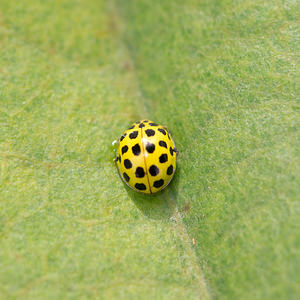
[
  {"left": 149, "top": 122, "right": 158, "bottom": 126},
  {"left": 153, "top": 179, "right": 164, "bottom": 188},
  {"left": 143, "top": 120, "right": 149, "bottom": 123},
  {"left": 146, "top": 142, "right": 155, "bottom": 153},
  {"left": 169, "top": 147, "right": 174, "bottom": 156},
  {"left": 149, "top": 165, "right": 159, "bottom": 176},
  {"left": 135, "top": 167, "right": 145, "bottom": 178},
  {"left": 123, "top": 172, "right": 130, "bottom": 182},
  {"left": 128, "top": 125, "right": 135, "bottom": 130},
  {"left": 120, "top": 133, "right": 126, "bottom": 141},
  {"left": 167, "top": 165, "right": 173, "bottom": 175},
  {"left": 135, "top": 183, "right": 146, "bottom": 191},
  {"left": 121, "top": 145, "right": 128, "bottom": 154},
  {"left": 132, "top": 143, "right": 141, "bottom": 156},
  {"left": 158, "top": 128, "right": 166, "bottom": 135},
  {"left": 145, "top": 129, "right": 155, "bottom": 137},
  {"left": 118, "top": 155, "right": 121, "bottom": 163},
  {"left": 139, "top": 123, "right": 145, "bottom": 128},
  {"left": 129, "top": 131, "right": 138, "bottom": 139},
  {"left": 124, "top": 159, "right": 132, "bottom": 169},
  {"left": 159, "top": 153, "right": 168, "bottom": 163},
  {"left": 159, "top": 141, "right": 167, "bottom": 148},
  {"left": 167, "top": 133, "right": 171, "bottom": 140}
]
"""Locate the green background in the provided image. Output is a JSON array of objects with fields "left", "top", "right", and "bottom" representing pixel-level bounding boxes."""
[{"left": 0, "top": 0, "right": 299, "bottom": 299}]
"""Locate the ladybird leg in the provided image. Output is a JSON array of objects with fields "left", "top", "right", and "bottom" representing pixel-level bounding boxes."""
[
  {"left": 174, "top": 147, "right": 179, "bottom": 155},
  {"left": 114, "top": 156, "right": 118, "bottom": 162}
]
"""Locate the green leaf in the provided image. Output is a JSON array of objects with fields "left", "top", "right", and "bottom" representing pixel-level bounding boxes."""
[{"left": 1, "top": 0, "right": 299, "bottom": 299}]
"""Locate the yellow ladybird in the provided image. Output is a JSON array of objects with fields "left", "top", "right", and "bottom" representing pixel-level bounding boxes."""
[{"left": 115, "top": 120, "right": 177, "bottom": 194}]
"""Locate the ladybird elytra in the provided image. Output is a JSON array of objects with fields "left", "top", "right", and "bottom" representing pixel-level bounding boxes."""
[{"left": 115, "top": 120, "right": 177, "bottom": 194}]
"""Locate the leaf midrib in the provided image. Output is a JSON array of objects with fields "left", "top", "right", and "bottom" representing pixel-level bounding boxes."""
[{"left": 112, "top": 3, "right": 211, "bottom": 298}]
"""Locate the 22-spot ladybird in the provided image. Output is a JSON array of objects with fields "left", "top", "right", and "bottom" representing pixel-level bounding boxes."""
[{"left": 115, "top": 120, "right": 177, "bottom": 194}]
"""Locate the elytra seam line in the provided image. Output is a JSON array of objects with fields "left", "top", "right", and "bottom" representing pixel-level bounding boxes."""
[{"left": 140, "top": 128, "right": 152, "bottom": 194}]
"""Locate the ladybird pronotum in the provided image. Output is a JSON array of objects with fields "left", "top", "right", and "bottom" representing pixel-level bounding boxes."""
[{"left": 115, "top": 120, "right": 177, "bottom": 194}]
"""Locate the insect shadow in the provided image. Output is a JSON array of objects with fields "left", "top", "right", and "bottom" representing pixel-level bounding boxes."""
[{"left": 125, "top": 165, "right": 181, "bottom": 220}]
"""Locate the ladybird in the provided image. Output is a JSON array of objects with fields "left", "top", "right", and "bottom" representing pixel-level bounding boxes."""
[{"left": 115, "top": 120, "right": 178, "bottom": 194}]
